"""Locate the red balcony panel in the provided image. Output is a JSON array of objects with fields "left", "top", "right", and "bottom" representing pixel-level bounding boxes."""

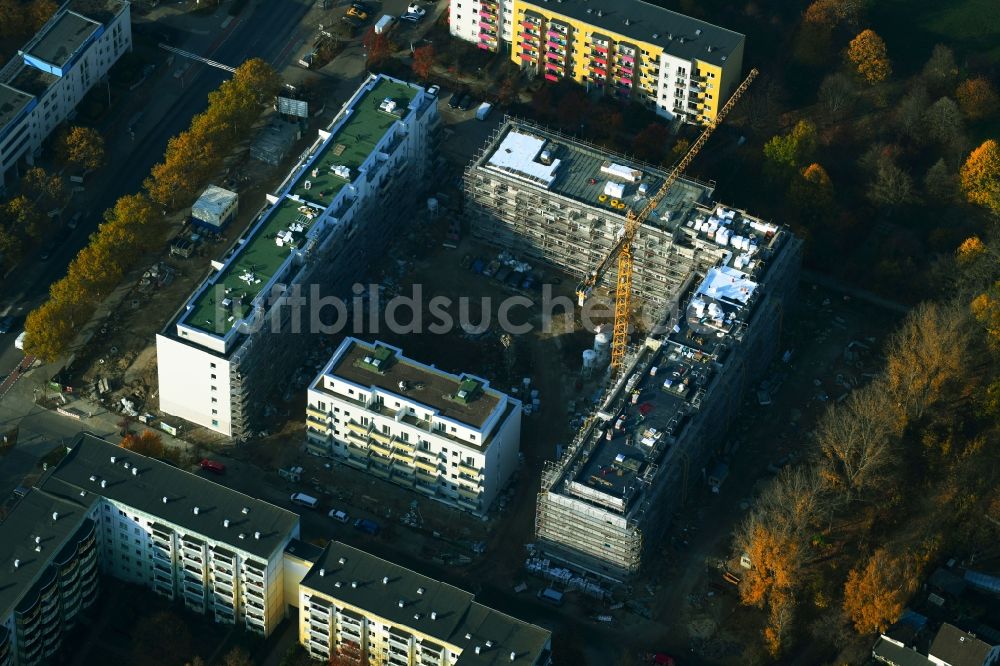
[
  {"left": 479, "top": 8, "right": 496, "bottom": 18},
  {"left": 521, "top": 19, "right": 539, "bottom": 28},
  {"left": 544, "top": 73, "right": 560, "bottom": 82},
  {"left": 478, "top": 42, "right": 492, "bottom": 50},
  {"left": 546, "top": 30, "right": 566, "bottom": 40},
  {"left": 592, "top": 43, "right": 608, "bottom": 53},
  {"left": 519, "top": 52, "right": 537, "bottom": 61},
  {"left": 619, "top": 66, "right": 633, "bottom": 76},
  {"left": 479, "top": 20, "right": 497, "bottom": 31},
  {"left": 546, "top": 40, "right": 566, "bottom": 52},
  {"left": 520, "top": 30, "right": 539, "bottom": 41},
  {"left": 591, "top": 55, "right": 607, "bottom": 65}
]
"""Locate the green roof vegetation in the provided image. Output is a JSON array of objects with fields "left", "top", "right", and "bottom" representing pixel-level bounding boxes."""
[
  {"left": 183, "top": 198, "right": 320, "bottom": 335},
  {"left": 288, "top": 78, "right": 419, "bottom": 208},
  {"left": 354, "top": 345, "right": 395, "bottom": 374}
]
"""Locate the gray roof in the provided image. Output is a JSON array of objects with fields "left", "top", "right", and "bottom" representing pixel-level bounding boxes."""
[
  {"left": 0, "top": 488, "right": 95, "bottom": 618},
  {"left": 929, "top": 623, "right": 995, "bottom": 666},
  {"left": 872, "top": 636, "right": 934, "bottom": 666},
  {"left": 302, "top": 542, "right": 550, "bottom": 665},
  {"left": 38, "top": 433, "right": 300, "bottom": 560},
  {"left": 67, "top": 0, "right": 127, "bottom": 26},
  {"left": 527, "top": 0, "right": 744, "bottom": 67},
  {"left": 24, "top": 11, "right": 99, "bottom": 67},
  {"left": 0, "top": 83, "right": 34, "bottom": 130}
]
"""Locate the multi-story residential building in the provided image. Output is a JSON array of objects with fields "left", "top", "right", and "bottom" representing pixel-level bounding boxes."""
[
  {"left": 305, "top": 338, "right": 522, "bottom": 516},
  {"left": 461, "top": 119, "right": 801, "bottom": 580},
  {"left": 298, "top": 541, "right": 551, "bottom": 665},
  {"left": 0, "top": 487, "right": 99, "bottom": 666},
  {"left": 0, "top": 432, "right": 301, "bottom": 666},
  {"left": 0, "top": 0, "right": 131, "bottom": 191},
  {"left": 156, "top": 75, "right": 440, "bottom": 438},
  {"left": 449, "top": 0, "right": 743, "bottom": 124},
  {"left": 467, "top": 118, "right": 725, "bottom": 313}
]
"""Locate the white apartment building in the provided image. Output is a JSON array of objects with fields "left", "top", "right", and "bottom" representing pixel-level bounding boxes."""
[
  {"left": 0, "top": 433, "right": 301, "bottom": 666},
  {"left": 156, "top": 75, "right": 440, "bottom": 439},
  {"left": 298, "top": 541, "right": 552, "bottom": 666},
  {"left": 305, "top": 338, "right": 522, "bottom": 516},
  {"left": 0, "top": 0, "right": 131, "bottom": 191}
]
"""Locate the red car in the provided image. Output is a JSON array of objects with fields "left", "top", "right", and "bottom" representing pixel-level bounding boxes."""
[{"left": 199, "top": 459, "right": 226, "bottom": 475}]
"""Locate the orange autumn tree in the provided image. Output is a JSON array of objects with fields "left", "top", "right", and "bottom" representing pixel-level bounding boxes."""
[
  {"left": 412, "top": 45, "right": 434, "bottom": 80},
  {"left": 843, "top": 548, "right": 921, "bottom": 633},
  {"left": 961, "top": 139, "right": 1000, "bottom": 214},
  {"left": 120, "top": 430, "right": 164, "bottom": 458},
  {"left": 847, "top": 29, "right": 891, "bottom": 84},
  {"left": 956, "top": 77, "right": 1000, "bottom": 120}
]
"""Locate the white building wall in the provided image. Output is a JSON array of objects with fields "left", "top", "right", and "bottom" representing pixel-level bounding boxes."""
[
  {"left": 655, "top": 52, "right": 693, "bottom": 121},
  {"left": 155, "top": 333, "right": 232, "bottom": 436}
]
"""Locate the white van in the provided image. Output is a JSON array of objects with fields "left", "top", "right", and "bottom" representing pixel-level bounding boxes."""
[
  {"left": 374, "top": 14, "right": 395, "bottom": 34},
  {"left": 14, "top": 331, "right": 26, "bottom": 351},
  {"left": 290, "top": 492, "right": 318, "bottom": 509}
]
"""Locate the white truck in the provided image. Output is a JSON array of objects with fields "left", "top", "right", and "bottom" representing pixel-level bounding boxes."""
[
  {"left": 374, "top": 14, "right": 395, "bottom": 34},
  {"left": 475, "top": 101, "right": 493, "bottom": 120}
]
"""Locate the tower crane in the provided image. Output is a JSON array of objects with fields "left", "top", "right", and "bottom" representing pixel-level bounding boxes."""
[{"left": 576, "top": 68, "right": 759, "bottom": 372}]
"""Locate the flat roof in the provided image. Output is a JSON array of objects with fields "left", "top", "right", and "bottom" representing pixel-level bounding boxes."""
[
  {"left": 288, "top": 77, "right": 419, "bottom": 208},
  {"left": 39, "top": 433, "right": 299, "bottom": 560},
  {"left": 322, "top": 339, "right": 503, "bottom": 431},
  {"left": 479, "top": 122, "right": 711, "bottom": 231},
  {"left": 522, "top": 0, "right": 744, "bottom": 67},
  {"left": 301, "top": 542, "right": 550, "bottom": 665},
  {"left": 0, "top": 488, "right": 95, "bottom": 618},
  {"left": 7, "top": 64, "right": 58, "bottom": 97},
  {"left": 25, "top": 11, "right": 100, "bottom": 67},
  {"left": 67, "top": 0, "right": 127, "bottom": 26},
  {"left": 183, "top": 197, "right": 322, "bottom": 335},
  {"left": 0, "top": 83, "right": 34, "bottom": 129}
]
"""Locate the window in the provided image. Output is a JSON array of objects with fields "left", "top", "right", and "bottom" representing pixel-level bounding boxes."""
[
  {"left": 211, "top": 397, "right": 218, "bottom": 404},
  {"left": 212, "top": 409, "right": 218, "bottom": 415},
  {"left": 211, "top": 386, "right": 217, "bottom": 392},
  {"left": 210, "top": 362, "right": 217, "bottom": 369},
  {"left": 212, "top": 419, "right": 219, "bottom": 427},
  {"left": 401, "top": 432, "right": 410, "bottom": 442},
  {"left": 319, "top": 401, "right": 327, "bottom": 411},
  {"left": 211, "top": 374, "right": 216, "bottom": 380},
  {"left": 382, "top": 425, "right": 390, "bottom": 435}
]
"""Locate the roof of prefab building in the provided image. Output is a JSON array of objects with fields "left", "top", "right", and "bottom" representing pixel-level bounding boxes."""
[
  {"left": 24, "top": 11, "right": 100, "bottom": 67},
  {"left": 38, "top": 433, "right": 299, "bottom": 560},
  {"left": 301, "top": 542, "right": 550, "bottom": 665},
  {"left": 520, "top": 0, "right": 744, "bottom": 67}
]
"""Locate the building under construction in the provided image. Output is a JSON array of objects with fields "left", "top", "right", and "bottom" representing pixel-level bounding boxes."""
[{"left": 464, "top": 118, "right": 802, "bottom": 580}]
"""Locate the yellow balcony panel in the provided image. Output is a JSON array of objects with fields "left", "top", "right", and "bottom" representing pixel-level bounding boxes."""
[
  {"left": 306, "top": 408, "right": 328, "bottom": 422},
  {"left": 392, "top": 449, "right": 414, "bottom": 462},
  {"left": 456, "top": 475, "right": 482, "bottom": 489},
  {"left": 370, "top": 431, "right": 392, "bottom": 445},
  {"left": 457, "top": 462, "right": 481, "bottom": 477},
  {"left": 347, "top": 431, "right": 369, "bottom": 446},
  {"left": 369, "top": 442, "right": 392, "bottom": 457},
  {"left": 414, "top": 459, "right": 438, "bottom": 473},
  {"left": 392, "top": 440, "right": 416, "bottom": 452},
  {"left": 456, "top": 486, "right": 481, "bottom": 500},
  {"left": 415, "top": 469, "right": 438, "bottom": 484},
  {"left": 347, "top": 422, "right": 369, "bottom": 436}
]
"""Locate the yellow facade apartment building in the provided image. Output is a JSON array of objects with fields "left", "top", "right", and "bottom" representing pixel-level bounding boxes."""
[{"left": 449, "top": 0, "right": 745, "bottom": 125}]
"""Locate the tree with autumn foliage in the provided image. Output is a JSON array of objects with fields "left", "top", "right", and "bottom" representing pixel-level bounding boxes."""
[
  {"left": 763, "top": 120, "right": 818, "bottom": 181},
  {"left": 363, "top": 27, "right": 391, "bottom": 69},
  {"left": 631, "top": 122, "right": 669, "bottom": 164},
  {"left": 120, "top": 430, "right": 164, "bottom": 458},
  {"left": 411, "top": 45, "right": 434, "bottom": 80},
  {"left": 961, "top": 140, "right": 1000, "bottom": 214},
  {"left": 956, "top": 77, "right": 1000, "bottom": 121},
  {"left": 57, "top": 125, "right": 105, "bottom": 171},
  {"left": 22, "top": 300, "right": 78, "bottom": 362},
  {"left": 843, "top": 548, "right": 922, "bottom": 633},
  {"left": 847, "top": 29, "right": 891, "bottom": 85}
]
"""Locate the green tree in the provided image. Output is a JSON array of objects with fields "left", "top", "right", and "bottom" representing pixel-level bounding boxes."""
[
  {"left": 924, "top": 158, "right": 956, "bottom": 202},
  {"left": 763, "top": 120, "right": 817, "bottom": 180},
  {"left": 922, "top": 44, "right": 958, "bottom": 93},
  {"left": 923, "top": 96, "right": 965, "bottom": 147}
]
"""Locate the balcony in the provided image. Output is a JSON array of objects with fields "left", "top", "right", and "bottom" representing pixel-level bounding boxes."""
[
  {"left": 456, "top": 486, "right": 482, "bottom": 501},
  {"left": 456, "top": 497, "right": 481, "bottom": 512},
  {"left": 546, "top": 41, "right": 566, "bottom": 53},
  {"left": 457, "top": 461, "right": 481, "bottom": 476},
  {"left": 369, "top": 441, "right": 392, "bottom": 458},
  {"left": 519, "top": 30, "right": 540, "bottom": 43},
  {"left": 546, "top": 29, "right": 565, "bottom": 40},
  {"left": 478, "top": 7, "right": 496, "bottom": 19},
  {"left": 591, "top": 42, "right": 608, "bottom": 53},
  {"left": 519, "top": 51, "right": 538, "bottom": 62},
  {"left": 478, "top": 20, "right": 496, "bottom": 31}
]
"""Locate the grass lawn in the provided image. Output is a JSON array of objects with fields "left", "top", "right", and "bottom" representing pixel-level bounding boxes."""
[{"left": 873, "top": 0, "right": 1000, "bottom": 72}]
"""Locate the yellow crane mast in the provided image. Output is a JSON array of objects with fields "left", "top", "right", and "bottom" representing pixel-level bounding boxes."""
[{"left": 576, "top": 68, "right": 759, "bottom": 372}]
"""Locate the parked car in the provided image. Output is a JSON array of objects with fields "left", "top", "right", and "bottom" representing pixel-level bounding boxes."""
[
  {"left": 198, "top": 459, "right": 226, "bottom": 475},
  {"left": 426, "top": 84, "right": 440, "bottom": 97},
  {"left": 406, "top": 2, "right": 426, "bottom": 15},
  {"left": 346, "top": 5, "right": 367, "bottom": 20},
  {"left": 448, "top": 90, "right": 463, "bottom": 108},
  {"left": 353, "top": 518, "right": 380, "bottom": 535},
  {"left": 67, "top": 212, "right": 82, "bottom": 230},
  {"left": 458, "top": 94, "right": 473, "bottom": 111},
  {"left": 328, "top": 509, "right": 350, "bottom": 523},
  {"left": 0, "top": 315, "right": 16, "bottom": 334},
  {"left": 290, "top": 492, "right": 319, "bottom": 508},
  {"left": 398, "top": 12, "right": 422, "bottom": 23}
]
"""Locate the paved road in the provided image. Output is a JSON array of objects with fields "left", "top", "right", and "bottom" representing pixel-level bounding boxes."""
[{"left": 0, "top": 0, "right": 315, "bottom": 380}]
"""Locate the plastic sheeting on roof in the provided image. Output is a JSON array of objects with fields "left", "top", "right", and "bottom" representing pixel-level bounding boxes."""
[
  {"left": 696, "top": 265, "right": 757, "bottom": 306},
  {"left": 486, "top": 130, "right": 560, "bottom": 188}
]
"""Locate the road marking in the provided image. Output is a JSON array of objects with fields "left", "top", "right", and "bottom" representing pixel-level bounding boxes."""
[{"left": 0, "top": 355, "right": 36, "bottom": 401}]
